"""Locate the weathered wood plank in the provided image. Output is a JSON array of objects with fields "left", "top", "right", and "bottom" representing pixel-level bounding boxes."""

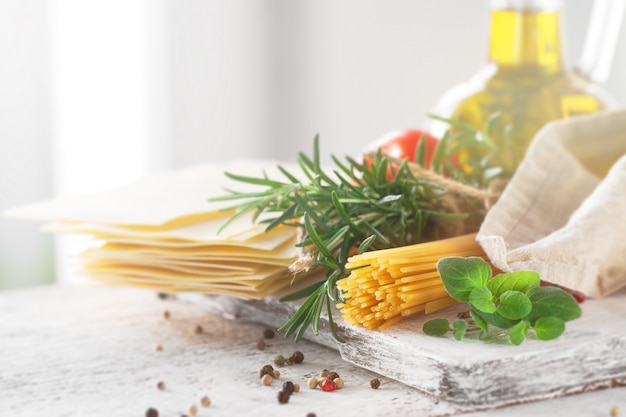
[{"left": 179, "top": 287, "right": 626, "bottom": 410}]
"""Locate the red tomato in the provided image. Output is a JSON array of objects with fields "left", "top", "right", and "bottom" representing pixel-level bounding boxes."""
[{"left": 363, "top": 129, "right": 440, "bottom": 169}]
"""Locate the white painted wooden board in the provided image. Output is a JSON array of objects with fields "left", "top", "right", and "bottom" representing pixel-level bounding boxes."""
[{"left": 179, "top": 287, "right": 626, "bottom": 411}]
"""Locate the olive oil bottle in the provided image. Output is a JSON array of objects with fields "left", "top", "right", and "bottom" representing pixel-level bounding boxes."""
[{"left": 431, "top": 0, "right": 615, "bottom": 173}]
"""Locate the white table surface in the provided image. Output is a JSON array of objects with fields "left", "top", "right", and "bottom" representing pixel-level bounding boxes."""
[{"left": 1, "top": 284, "right": 624, "bottom": 417}]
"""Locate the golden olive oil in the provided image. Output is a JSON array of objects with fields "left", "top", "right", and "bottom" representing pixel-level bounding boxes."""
[{"left": 444, "top": 8, "right": 609, "bottom": 172}]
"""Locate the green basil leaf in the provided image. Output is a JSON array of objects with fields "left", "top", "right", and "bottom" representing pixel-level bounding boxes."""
[
  {"left": 423, "top": 318, "right": 450, "bottom": 336},
  {"left": 469, "top": 286, "right": 497, "bottom": 313},
  {"left": 509, "top": 320, "right": 530, "bottom": 345},
  {"left": 526, "top": 287, "right": 582, "bottom": 325},
  {"left": 533, "top": 316, "right": 566, "bottom": 340},
  {"left": 496, "top": 290, "right": 532, "bottom": 320},
  {"left": 487, "top": 270, "right": 541, "bottom": 297},
  {"left": 453, "top": 319, "right": 468, "bottom": 341},
  {"left": 436, "top": 257, "right": 492, "bottom": 302}
]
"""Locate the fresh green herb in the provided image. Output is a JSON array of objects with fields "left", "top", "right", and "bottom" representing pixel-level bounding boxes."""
[
  {"left": 210, "top": 117, "right": 508, "bottom": 342},
  {"left": 423, "top": 257, "right": 582, "bottom": 345}
]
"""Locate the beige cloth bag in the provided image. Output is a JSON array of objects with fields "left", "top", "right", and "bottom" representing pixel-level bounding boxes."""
[{"left": 477, "top": 109, "right": 626, "bottom": 298}]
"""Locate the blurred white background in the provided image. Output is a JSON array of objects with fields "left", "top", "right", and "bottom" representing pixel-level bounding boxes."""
[{"left": 1, "top": 0, "right": 625, "bottom": 289}]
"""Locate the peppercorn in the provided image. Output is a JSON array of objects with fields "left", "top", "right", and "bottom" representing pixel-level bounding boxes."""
[
  {"left": 320, "top": 378, "right": 337, "bottom": 392},
  {"left": 277, "top": 390, "right": 290, "bottom": 404},
  {"left": 193, "top": 324, "right": 203, "bottom": 334},
  {"left": 263, "top": 328, "right": 275, "bottom": 339},
  {"left": 261, "top": 374, "right": 274, "bottom": 386},
  {"left": 273, "top": 354, "right": 285, "bottom": 367},
  {"left": 291, "top": 350, "right": 304, "bottom": 364},
  {"left": 162, "top": 310, "right": 170, "bottom": 319},
  {"left": 319, "top": 369, "right": 329, "bottom": 378},
  {"left": 188, "top": 404, "right": 198, "bottom": 416},
  {"left": 154, "top": 344, "right": 163, "bottom": 352},
  {"left": 200, "top": 395, "right": 211, "bottom": 407},
  {"left": 284, "top": 356, "right": 294, "bottom": 366},
  {"left": 259, "top": 364, "right": 274, "bottom": 378},
  {"left": 307, "top": 413, "right": 317, "bottom": 417},
  {"left": 157, "top": 292, "right": 169, "bottom": 300},
  {"left": 611, "top": 406, "right": 620, "bottom": 417},
  {"left": 256, "top": 339, "right": 266, "bottom": 350},
  {"left": 273, "top": 369, "right": 281, "bottom": 379},
  {"left": 327, "top": 371, "right": 339, "bottom": 381},
  {"left": 282, "top": 381, "right": 295, "bottom": 395},
  {"left": 293, "top": 383, "right": 300, "bottom": 393},
  {"left": 307, "top": 377, "right": 318, "bottom": 389},
  {"left": 145, "top": 408, "right": 159, "bottom": 417},
  {"left": 156, "top": 381, "right": 165, "bottom": 390},
  {"left": 370, "top": 378, "right": 381, "bottom": 389}
]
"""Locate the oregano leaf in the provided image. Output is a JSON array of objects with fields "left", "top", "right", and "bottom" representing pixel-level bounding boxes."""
[
  {"left": 533, "top": 316, "right": 566, "bottom": 340},
  {"left": 470, "top": 309, "right": 489, "bottom": 334},
  {"left": 469, "top": 286, "right": 496, "bottom": 313},
  {"left": 453, "top": 320, "right": 468, "bottom": 341},
  {"left": 496, "top": 290, "right": 532, "bottom": 320},
  {"left": 423, "top": 318, "right": 450, "bottom": 336},
  {"left": 509, "top": 320, "right": 530, "bottom": 345},
  {"left": 471, "top": 307, "right": 518, "bottom": 329},
  {"left": 436, "top": 257, "right": 492, "bottom": 302},
  {"left": 487, "top": 270, "right": 540, "bottom": 297},
  {"left": 526, "top": 287, "right": 582, "bottom": 325}
]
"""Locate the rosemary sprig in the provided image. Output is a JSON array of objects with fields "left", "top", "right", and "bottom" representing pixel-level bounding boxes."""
[{"left": 210, "top": 118, "right": 507, "bottom": 342}]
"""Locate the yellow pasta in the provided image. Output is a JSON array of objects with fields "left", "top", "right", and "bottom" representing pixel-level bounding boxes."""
[{"left": 336, "top": 233, "right": 486, "bottom": 330}]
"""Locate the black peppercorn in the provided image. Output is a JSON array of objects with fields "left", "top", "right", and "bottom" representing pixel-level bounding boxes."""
[
  {"left": 307, "top": 413, "right": 317, "bottom": 417},
  {"left": 259, "top": 364, "right": 274, "bottom": 378},
  {"left": 277, "top": 390, "right": 290, "bottom": 404},
  {"left": 370, "top": 378, "right": 381, "bottom": 389},
  {"left": 291, "top": 350, "right": 304, "bottom": 364},
  {"left": 282, "top": 381, "right": 295, "bottom": 395},
  {"left": 263, "top": 328, "right": 275, "bottom": 339},
  {"left": 146, "top": 408, "right": 159, "bottom": 417},
  {"left": 327, "top": 371, "right": 339, "bottom": 381}
]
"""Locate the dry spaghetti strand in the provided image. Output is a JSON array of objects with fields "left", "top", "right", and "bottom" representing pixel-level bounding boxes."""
[{"left": 336, "top": 233, "right": 486, "bottom": 330}]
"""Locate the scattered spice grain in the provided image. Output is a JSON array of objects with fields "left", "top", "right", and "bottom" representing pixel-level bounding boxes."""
[
  {"left": 334, "top": 378, "right": 344, "bottom": 389},
  {"left": 162, "top": 310, "right": 170, "bottom": 319},
  {"left": 261, "top": 374, "right": 274, "bottom": 386},
  {"left": 273, "top": 369, "right": 281, "bottom": 379},
  {"left": 200, "top": 396, "right": 211, "bottom": 407},
  {"left": 284, "top": 356, "right": 294, "bottom": 366},
  {"left": 256, "top": 339, "right": 266, "bottom": 350},
  {"left": 188, "top": 404, "right": 198, "bottom": 416},
  {"left": 307, "top": 377, "right": 318, "bottom": 389},
  {"left": 273, "top": 354, "right": 285, "bottom": 367},
  {"left": 306, "top": 413, "right": 317, "bottom": 417},
  {"left": 282, "top": 381, "right": 295, "bottom": 395},
  {"left": 156, "top": 381, "right": 165, "bottom": 390},
  {"left": 320, "top": 378, "right": 337, "bottom": 392},
  {"left": 370, "top": 378, "right": 381, "bottom": 389},
  {"left": 263, "top": 328, "right": 275, "bottom": 339},
  {"left": 319, "top": 369, "right": 329, "bottom": 378},
  {"left": 293, "top": 383, "right": 300, "bottom": 393},
  {"left": 259, "top": 364, "right": 274, "bottom": 378},
  {"left": 291, "top": 350, "right": 304, "bottom": 364},
  {"left": 154, "top": 344, "right": 163, "bottom": 352},
  {"left": 611, "top": 406, "right": 620, "bottom": 417},
  {"left": 327, "top": 371, "right": 339, "bottom": 381},
  {"left": 277, "top": 390, "right": 290, "bottom": 404},
  {"left": 145, "top": 408, "right": 159, "bottom": 417},
  {"left": 192, "top": 324, "right": 203, "bottom": 334}
]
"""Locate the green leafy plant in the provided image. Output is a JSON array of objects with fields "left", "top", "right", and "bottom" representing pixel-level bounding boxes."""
[
  {"left": 422, "top": 257, "right": 582, "bottom": 345},
  {"left": 210, "top": 116, "right": 509, "bottom": 342}
]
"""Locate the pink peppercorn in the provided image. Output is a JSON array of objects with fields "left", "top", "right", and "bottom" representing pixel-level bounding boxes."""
[{"left": 320, "top": 378, "right": 337, "bottom": 392}]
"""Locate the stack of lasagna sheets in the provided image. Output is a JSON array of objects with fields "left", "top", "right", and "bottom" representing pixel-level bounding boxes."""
[{"left": 4, "top": 161, "right": 303, "bottom": 299}]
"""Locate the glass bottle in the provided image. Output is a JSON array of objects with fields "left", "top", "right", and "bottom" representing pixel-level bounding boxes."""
[{"left": 429, "top": 0, "right": 617, "bottom": 174}]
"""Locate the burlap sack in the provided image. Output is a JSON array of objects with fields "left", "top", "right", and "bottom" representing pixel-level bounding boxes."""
[{"left": 477, "top": 109, "right": 626, "bottom": 298}]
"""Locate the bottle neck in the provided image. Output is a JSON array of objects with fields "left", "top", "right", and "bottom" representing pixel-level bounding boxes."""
[{"left": 488, "top": 1, "right": 564, "bottom": 73}]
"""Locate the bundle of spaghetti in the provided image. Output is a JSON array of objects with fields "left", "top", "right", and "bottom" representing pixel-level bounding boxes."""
[{"left": 336, "top": 233, "right": 486, "bottom": 330}]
